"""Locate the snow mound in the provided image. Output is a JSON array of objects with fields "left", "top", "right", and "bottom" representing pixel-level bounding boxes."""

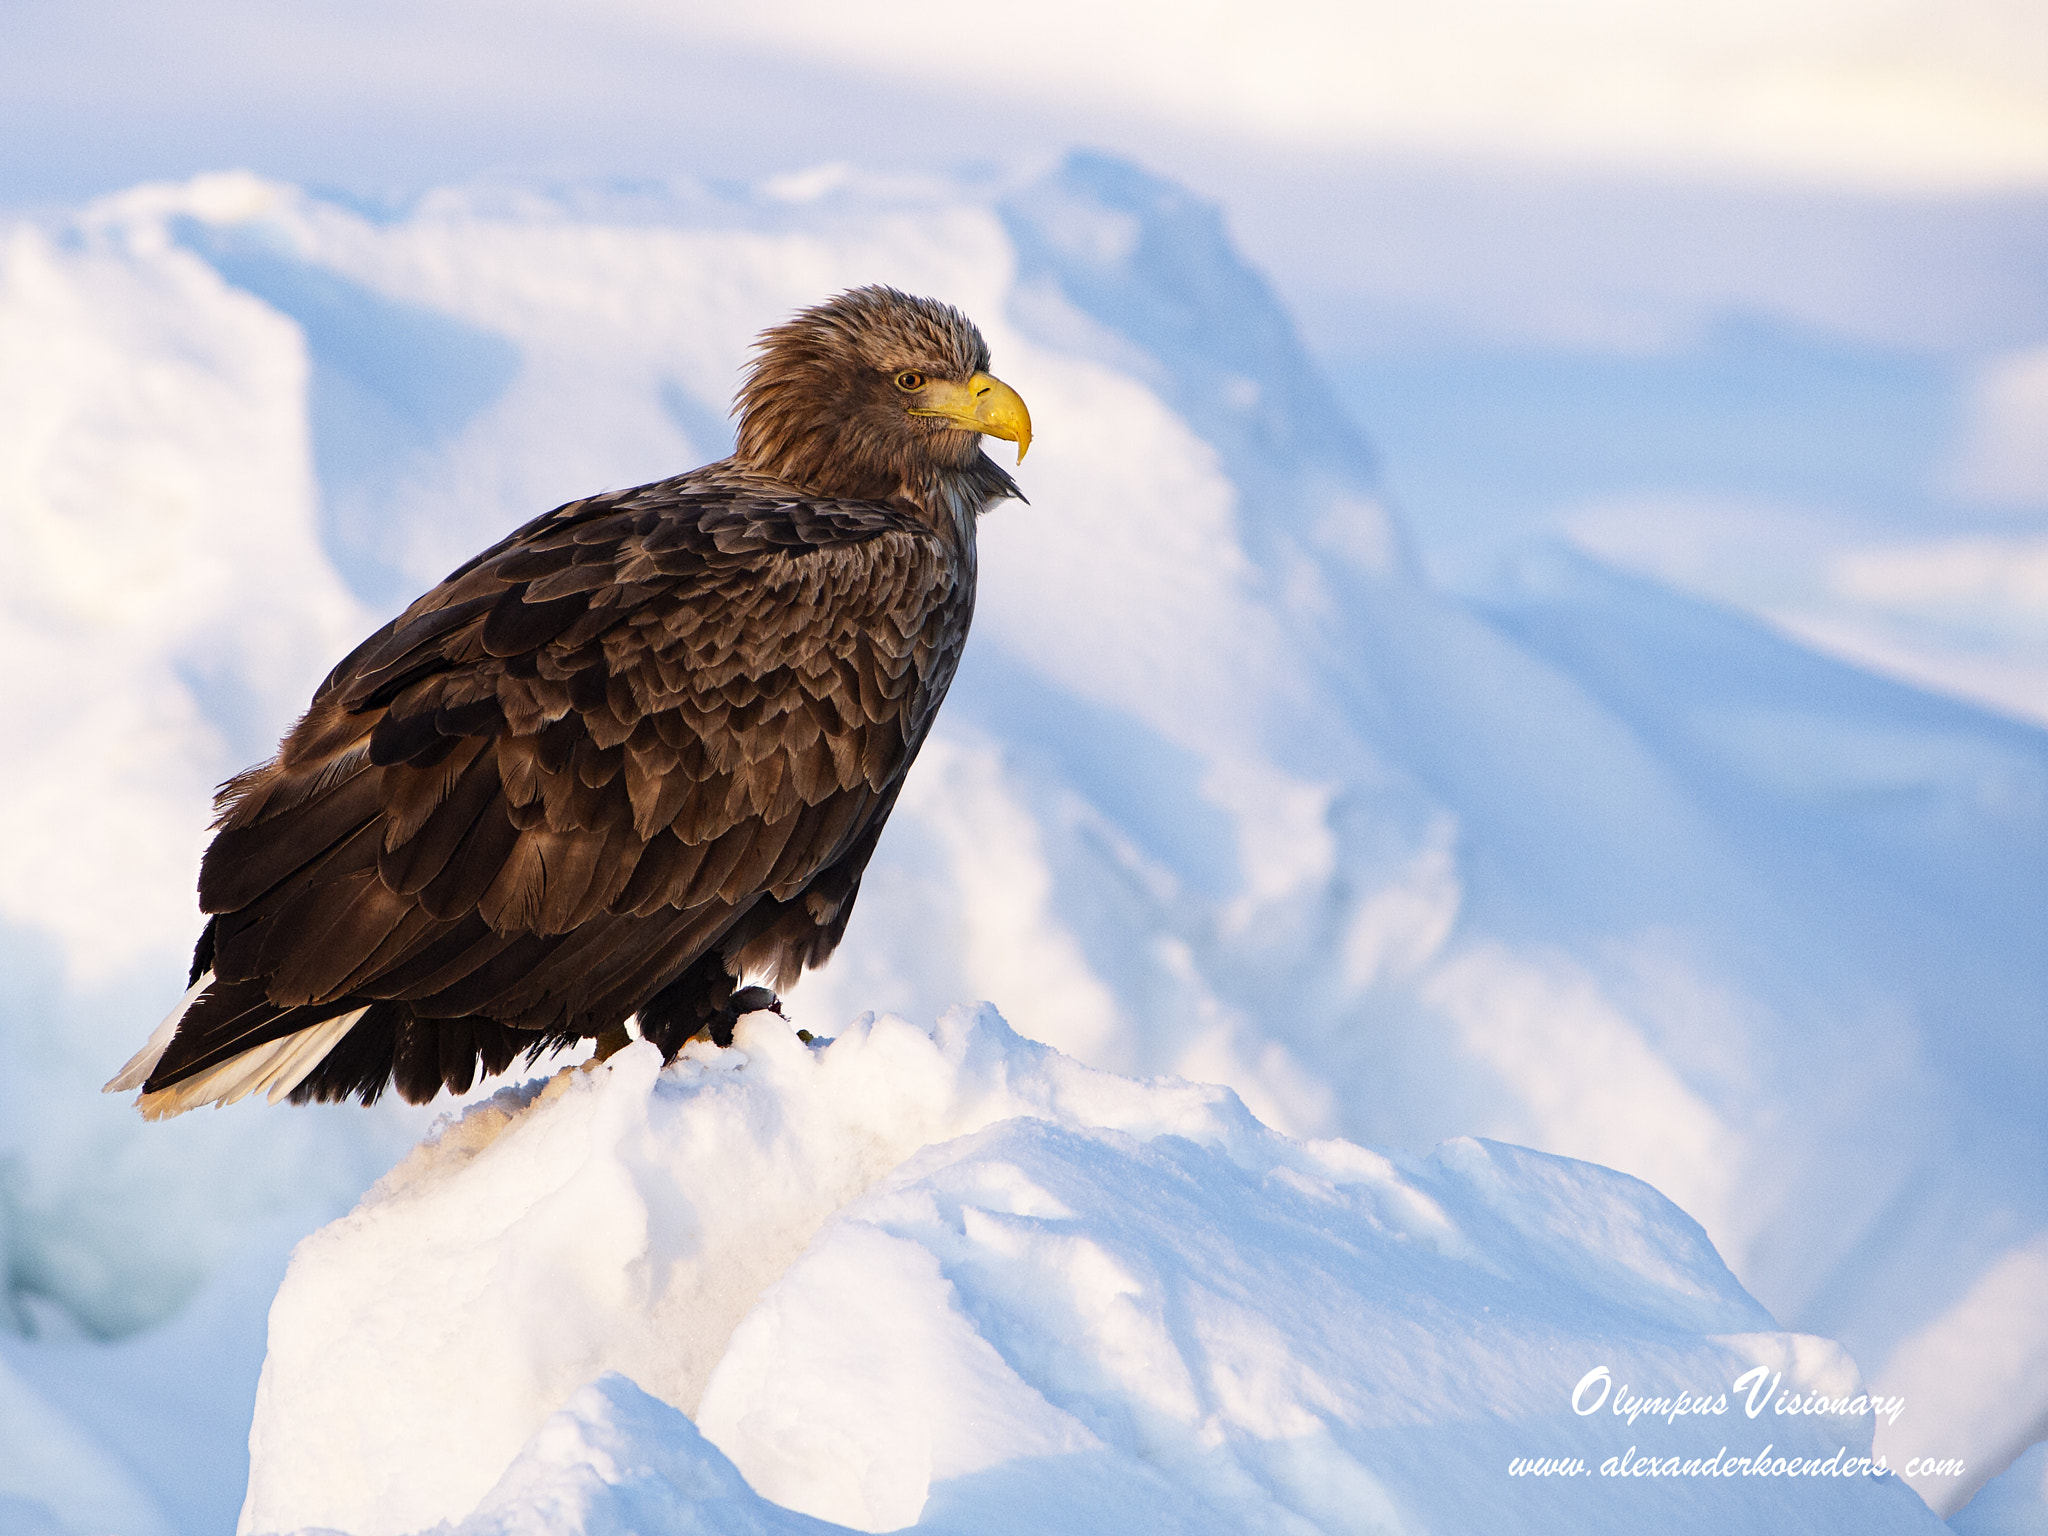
[
  {"left": 243, "top": 1008, "right": 1940, "bottom": 1536},
  {"left": 451, "top": 1376, "right": 840, "bottom": 1536},
  {"left": 1950, "top": 1441, "right": 2048, "bottom": 1536}
]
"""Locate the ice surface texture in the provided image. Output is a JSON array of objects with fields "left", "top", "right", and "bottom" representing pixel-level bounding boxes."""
[{"left": 243, "top": 1007, "right": 1943, "bottom": 1536}]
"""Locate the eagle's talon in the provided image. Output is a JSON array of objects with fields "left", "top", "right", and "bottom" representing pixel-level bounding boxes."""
[
  {"left": 703, "top": 987, "right": 783, "bottom": 1050},
  {"left": 729, "top": 985, "right": 784, "bottom": 1019}
]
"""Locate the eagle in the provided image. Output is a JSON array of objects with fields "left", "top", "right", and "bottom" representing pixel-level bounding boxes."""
[{"left": 105, "top": 286, "right": 1030, "bottom": 1119}]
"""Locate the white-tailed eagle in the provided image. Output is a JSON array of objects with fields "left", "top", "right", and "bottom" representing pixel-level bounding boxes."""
[{"left": 107, "top": 286, "right": 1030, "bottom": 1117}]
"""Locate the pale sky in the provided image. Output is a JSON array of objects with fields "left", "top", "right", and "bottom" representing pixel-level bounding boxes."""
[
  {"left": 678, "top": 0, "right": 2048, "bottom": 191},
  {"left": 6, "top": 0, "right": 2046, "bottom": 202}
]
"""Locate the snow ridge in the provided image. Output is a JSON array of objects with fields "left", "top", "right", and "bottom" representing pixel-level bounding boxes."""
[{"left": 241, "top": 1007, "right": 1939, "bottom": 1536}]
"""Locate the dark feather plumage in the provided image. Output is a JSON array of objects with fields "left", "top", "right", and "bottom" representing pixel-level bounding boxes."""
[{"left": 113, "top": 287, "right": 1027, "bottom": 1116}]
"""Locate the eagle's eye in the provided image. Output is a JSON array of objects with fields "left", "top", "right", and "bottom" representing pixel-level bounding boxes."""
[{"left": 893, "top": 370, "right": 927, "bottom": 392}]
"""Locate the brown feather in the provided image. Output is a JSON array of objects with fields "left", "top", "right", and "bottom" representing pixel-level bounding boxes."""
[
  {"left": 417, "top": 793, "right": 522, "bottom": 921},
  {"left": 719, "top": 809, "right": 803, "bottom": 904},
  {"left": 336, "top": 904, "right": 454, "bottom": 995},
  {"left": 477, "top": 831, "right": 552, "bottom": 933},
  {"left": 567, "top": 821, "right": 645, "bottom": 930},
  {"left": 378, "top": 746, "right": 501, "bottom": 897},
  {"left": 384, "top": 737, "right": 489, "bottom": 848},
  {"left": 682, "top": 825, "right": 758, "bottom": 909},
  {"left": 199, "top": 765, "right": 386, "bottom": 913},
  {"left": 260, "top": 869, "right": 410, "bottom": 1004},
  {"left": 616, "top": 832, "right": 710, "bottom": 917},
  {"left": 378, "top": 914, "right": 521, "bottom": 999},
  {"left": 438, "top": 1019, "right": 479, "bottom": 1096},
  {"left": 482, "top": 585, "right": 586, "bottom": 657},
  {"left": 393, "top": 1014, "right": 445, "bottom": 1103},
  {"left": 532, "top": 830, "right": 606, "bottom": 934}
]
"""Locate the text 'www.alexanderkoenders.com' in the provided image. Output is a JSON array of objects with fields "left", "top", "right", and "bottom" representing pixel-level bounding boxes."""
[{"left": 1505, "top": 1364, "right": 1970, "bottom": 1482}]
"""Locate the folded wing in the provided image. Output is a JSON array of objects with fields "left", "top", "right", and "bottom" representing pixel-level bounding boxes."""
[{"left": 129, "top": 478, "right": 967, "bottom": 1112}]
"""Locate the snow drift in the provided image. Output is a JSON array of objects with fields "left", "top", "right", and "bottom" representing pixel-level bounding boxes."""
[{"left": 242, "top": 1007, "right": 1941, "bottom": 1536}]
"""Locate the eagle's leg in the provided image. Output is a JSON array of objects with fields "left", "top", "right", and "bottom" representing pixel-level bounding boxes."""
[
  {"left": 635, "top": 953, "right": 786, "bottom": 1060},
  {"left": 589, "top": 1024, "right": 633, "bottom": 1062}
]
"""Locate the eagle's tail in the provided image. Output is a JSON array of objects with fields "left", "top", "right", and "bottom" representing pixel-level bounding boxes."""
[
  {"left": 104, "top": 971, "right": 371, "bottom": 1119},
  {"left": 147, "top": 1009, "right": 368, "bottom": 1120},
  {"left": 106, "top": 964, "right": 567, "bottom": 1116}
]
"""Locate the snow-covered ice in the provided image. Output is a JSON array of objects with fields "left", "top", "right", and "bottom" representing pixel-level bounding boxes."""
[{"left": 242, "top": 1006, "right": 1942, "bottom": 1535}]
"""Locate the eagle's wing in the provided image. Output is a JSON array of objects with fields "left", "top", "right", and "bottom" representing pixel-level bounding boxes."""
[{"left": 135, "top": 481, "right": 966, "bottom": 1105}]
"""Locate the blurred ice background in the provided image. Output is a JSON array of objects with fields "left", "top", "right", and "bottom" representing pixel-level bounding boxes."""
[{"left": 1, "top": 1, "right": 2045, "bottom": 1530}]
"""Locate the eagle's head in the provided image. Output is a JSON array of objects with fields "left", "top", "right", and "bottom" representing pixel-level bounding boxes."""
[{"left": 734, "top": 286, "right": 1031, "bottom": 512}]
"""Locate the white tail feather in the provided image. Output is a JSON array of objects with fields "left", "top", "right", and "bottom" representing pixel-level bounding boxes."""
[
  {"left": 135, "top": 1007, "right": 368, "bottom": 1121},
  {"left": 105, "top": 970, "right": 215, "bottom": 1093},
  {"left": 263, "top": 1009, "right": 369, "bottom": 1104}
]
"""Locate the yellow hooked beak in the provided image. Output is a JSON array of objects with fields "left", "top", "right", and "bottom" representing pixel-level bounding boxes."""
[{"left": 908, "top": 371, "right": 1032, "bottom": 462}]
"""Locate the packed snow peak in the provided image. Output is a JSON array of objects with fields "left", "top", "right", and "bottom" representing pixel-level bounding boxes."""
[{"left": 105, "top": 286, "right": 1032, "bottom": 1118}]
